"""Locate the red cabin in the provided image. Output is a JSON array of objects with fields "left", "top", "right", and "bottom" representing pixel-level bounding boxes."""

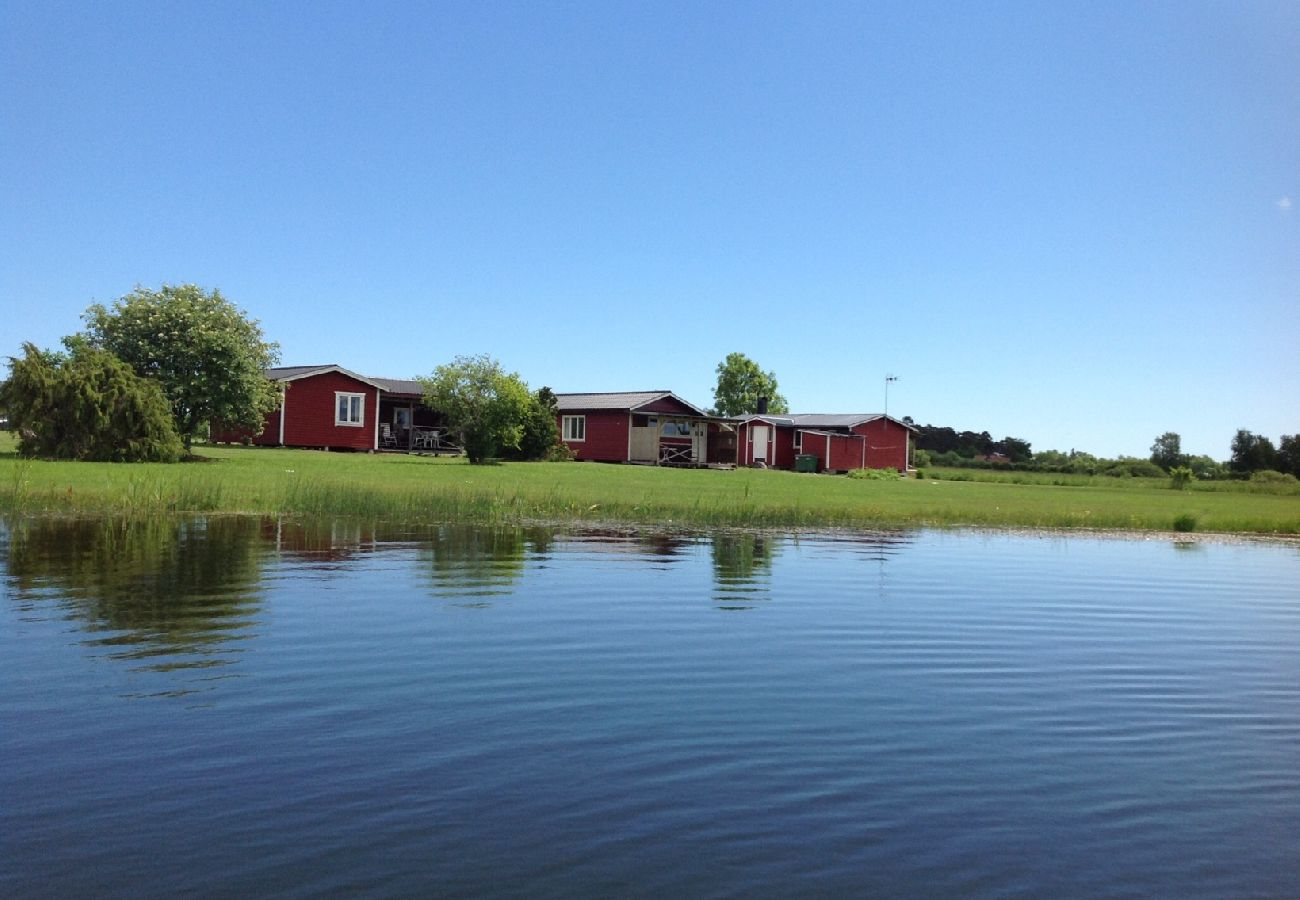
[
  {"left": 555, "top": 391, "right": 733, "bottom": 465},
  {"left": 211, "top": 365, "right": 451, "bottom": 452}
]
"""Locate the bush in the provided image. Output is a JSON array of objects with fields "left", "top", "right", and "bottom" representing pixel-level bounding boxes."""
[
  {"left": 911, "top": 449, "right": 932, "bottom": 468},
  {"left": 1172, "top": 513, "right": 1198, "bottom": 533},
  {"left": 847, "top": 467, "right": 900, "bottom": 480},
  {"left": 1, "top": 342, "right": 183, "bottom": 462},
  {"left": 1169, "top": 466, "right": 1194, "bottom": 490},
  {"left": 1250, "top": 469, "right": 1298, "bottom": 485}
]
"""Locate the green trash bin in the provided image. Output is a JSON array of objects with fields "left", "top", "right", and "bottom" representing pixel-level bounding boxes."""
[{"left": 795, "top": 454, "right": 819, "bottom": 473}]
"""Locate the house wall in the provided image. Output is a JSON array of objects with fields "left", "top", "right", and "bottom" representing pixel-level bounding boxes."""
[
  {"left": 281, "top": 371, "right": 378, "bottom": 450},
  {"left": 738, "top": 421, "right": 796, "bottom": 468},
  {"left": 558, "top": 411, "right": 630, "bottom": 462},
  {"left": 853, "top": 419, "right": 910, "bottom": 470},
  {"left": 211, "top": 404, "right": 280, "bottom": 446}
]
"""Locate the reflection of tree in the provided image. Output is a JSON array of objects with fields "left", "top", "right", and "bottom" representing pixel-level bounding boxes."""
[
  {"left": 3, "top": 517, "right": 265, "bottom": 672},
  {"left": 419, "top": 525, "right": 529, "bottom": 601},
  {"left": 710, "top": 533, "right": 781, "bottom": 610}
]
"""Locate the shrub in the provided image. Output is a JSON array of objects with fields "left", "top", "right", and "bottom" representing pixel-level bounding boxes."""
[
  {"left": 1172, "top": 513, "right": 1198, "bottom": 532},
  {"left": 1169, "top": 466, "right": 1194, "bottom": 490},
  {"left": 911, "top": 449, "right": 932, "bottom": 468},
  {"left": 1250, "top": 469, "right": 1298, "bottom": 485},
  {"left": 1, "top": 342, "right": 183, "bottom": 462},
  {"left": 847, "top": 467, "right": 899, "bottom": 480}
]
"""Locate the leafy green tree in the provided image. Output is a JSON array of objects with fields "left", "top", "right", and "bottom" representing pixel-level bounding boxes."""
[
  {"left": 1277, "top": 434, "right": 1300, "bottom": 478},
  {"left": 419, "top": 354, "right": 533, "bottom": 463},
  {"left": 710, "top": 352, "right": 789, "bottom": 417},
  {"left": 1229, "top": 429, "right": 1277, "bottom": 475},
  {"left": 998, "top": 436, "right": 1033, "bottom": 462},
  {"left": 79, "top": 284, "right": 280, "bottom": 450},
  {"left": 0, "top": 342, "right": 183, "bottom": 461},
  {"left": 1149, "top": 431, "right": 1185, "bottom": 471},
  {"left": 504, "top": 386, "right": 562, "bottom": 461}
]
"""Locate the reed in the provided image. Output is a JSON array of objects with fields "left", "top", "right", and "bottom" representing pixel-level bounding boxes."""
[{"left": 0, "top": 440, "right": 1296, "bottom": 534}]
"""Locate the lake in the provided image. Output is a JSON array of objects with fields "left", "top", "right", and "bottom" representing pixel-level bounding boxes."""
[{"left": 2, "top": 518, "right": 1298, "bottom": 897}]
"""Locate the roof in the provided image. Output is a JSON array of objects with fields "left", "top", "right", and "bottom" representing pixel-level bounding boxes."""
[
  {"left": 734, "top": 412, "right": 919, "bottom": 432},
  {"left": 265, "top": 365, "right": 385, "bottom": 390},
  {"left": 368, "top": 376, "right": 424, "bottom": 397},
  {"left": 554, "top": 391, "right": 710, "bottom": 417},
  {"left": 264, "top": 366, "right": 423, "bottom": 396}
]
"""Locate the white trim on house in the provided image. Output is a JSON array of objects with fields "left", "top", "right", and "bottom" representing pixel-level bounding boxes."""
[
  {"left": 279, "top": 387, "right": 287, "bottom": 446},
  {"left": 563, "top": 415, "right": 586, "bottom": 442},
  {"left": 373, "top": 388, "right": 381, "bottom": 448},
  {"left": 335, "top": 391, "right": 366, "bottom": 427}
]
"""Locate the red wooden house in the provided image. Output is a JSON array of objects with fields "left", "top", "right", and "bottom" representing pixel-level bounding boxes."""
[
  {"left": 555, "top": 391, "right": 733, "bottom": 465},
  {"left": 734, "top": 413, "right": 918, "bottom": 472},
  {"left": 211, "top": 365, "right": 449, "bottom": 452}
]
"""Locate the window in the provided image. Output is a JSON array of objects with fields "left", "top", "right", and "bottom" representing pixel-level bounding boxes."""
[
  {"left": 793, "top": 430, "right": 803, "bottom": 451},
  {"left": 393, "top": 407, "right": 412, "bottom": 429},
  {"left": 661, "top": 421, "right": 691, "bottom": 437},
  {"left": 336, "top": 392, "right": 365, "bottom": 426},
  {"left": 562, "top": 415, "right": 586, "bottom": 442}
]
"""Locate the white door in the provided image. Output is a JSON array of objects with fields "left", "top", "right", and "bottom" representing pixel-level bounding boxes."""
[
  {"left": 691, "top": 422, "right": 708, "bottom": 463},
  {"left": 751, "top": 425, "right": 769, "bottom": 463}
]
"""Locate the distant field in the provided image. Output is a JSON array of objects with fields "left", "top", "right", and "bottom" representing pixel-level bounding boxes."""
[{"left": 2, "top": 439, "right": 1297, "bottom": 534}]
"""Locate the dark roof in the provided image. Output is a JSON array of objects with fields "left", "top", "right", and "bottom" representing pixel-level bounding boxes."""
[
  {"left": 733, "top": 412, "right": 919, "bottom": 432},
  {"left": 368, "top": 376, "right": 424, "bottom": 396},
  {"left": 555, "top": 391, "right": 710, "bottom": 417},
  {"left": 264, "top": 366, "right": 422, "bottom": 396}
]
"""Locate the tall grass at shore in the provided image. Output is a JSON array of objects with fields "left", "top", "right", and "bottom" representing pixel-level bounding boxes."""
[{"left": 1, "top": 437, "right": 1297, "bottom": 534}]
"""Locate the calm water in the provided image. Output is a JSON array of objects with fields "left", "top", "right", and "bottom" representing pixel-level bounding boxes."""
[{"left": 2, "top": 518, "right": 1298, "bottom": 898}]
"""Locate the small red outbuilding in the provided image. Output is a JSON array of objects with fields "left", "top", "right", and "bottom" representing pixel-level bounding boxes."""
[{"left": 734, "top": 413, "right": 917, "bottom": 472}]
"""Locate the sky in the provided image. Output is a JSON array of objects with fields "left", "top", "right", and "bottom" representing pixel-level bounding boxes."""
[{"left": 2, "top": 0, "right": 1297, "bottom": 459}]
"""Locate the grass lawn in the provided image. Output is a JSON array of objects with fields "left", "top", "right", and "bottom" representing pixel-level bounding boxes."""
[{"left": 2, "top": 434, "right": 1297, "bottom": 534}]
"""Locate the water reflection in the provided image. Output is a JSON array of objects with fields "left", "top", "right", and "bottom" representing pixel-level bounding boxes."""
[
  {"left": 419, "top": 525, "right": 533, "bottom": 602},
  {"left": 2, "top": 517, "right": 265, "bottom": 677},
  {"left": 711, "top": 533, "right": 780, "bottom": 609}
]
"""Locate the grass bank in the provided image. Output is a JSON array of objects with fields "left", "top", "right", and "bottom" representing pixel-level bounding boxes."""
[{"left": 2, "top": 436, "right": 1297, "bottom": 534}]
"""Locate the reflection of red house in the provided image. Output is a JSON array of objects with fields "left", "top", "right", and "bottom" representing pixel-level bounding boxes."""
[
  {"left": 734, "top": 413, "right": 918, "bottom": 472},
  {"left": 211, "top": 365, "right": 445, "bottom": 451},
  {"left": 555, "top": 391, "right": 733, "bottom": 465}
]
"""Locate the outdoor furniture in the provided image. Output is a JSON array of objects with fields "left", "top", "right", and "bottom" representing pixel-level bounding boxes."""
[
  {"left": 660, "top": 444, "right": 693, "bottom": 465},
  {"left": 379, "top": 423, "right": 398, "bottom": 449}
]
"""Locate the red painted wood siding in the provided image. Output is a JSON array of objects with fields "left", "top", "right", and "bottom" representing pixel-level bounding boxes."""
[
  {"left": 282, "top": 372, "right": 377, "bottom": 450},
  {"left": 558, "top": 411, "right": 629, "bottom": 461},
  {"left": 853, "top": 419, "right": 910, "bottom": 470}
]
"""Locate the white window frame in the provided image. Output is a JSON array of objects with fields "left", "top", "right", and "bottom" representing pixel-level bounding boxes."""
[
  {"left": 793, "top": 430, "right": 803, "bottom": 452},
  {"left": 562, "top": 415, "right": 586, "bottom": 442},
  {"left": 335, "top": 392, "right": 365, "bottom": 427}
]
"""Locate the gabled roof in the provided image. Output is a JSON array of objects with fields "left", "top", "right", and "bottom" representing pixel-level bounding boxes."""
[
  {"left": 554, "top": 391, "right": 710, "bottom": 417},
  {"left": 265, "top": 365, "right": 386, "bottom": 391}
]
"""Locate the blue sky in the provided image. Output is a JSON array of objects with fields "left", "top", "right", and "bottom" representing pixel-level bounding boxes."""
[{"left": 3, "top": 1, "right": 1296, "bottom": 458}]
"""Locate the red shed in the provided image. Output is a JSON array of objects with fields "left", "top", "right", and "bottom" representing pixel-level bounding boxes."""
[
  {"left": 555, "top": 391, "right": 730, "bottom": 465},
  {"left": 734, "top": 413, "right": 918, "bottom": 472}
]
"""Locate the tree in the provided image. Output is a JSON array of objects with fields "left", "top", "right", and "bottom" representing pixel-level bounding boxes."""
[
  {"left": 1230, "top": 429, "right": 1277, "bottom": 475},
  {"left": 1149, "top": 432, "right": 1185, "bottom": 471},
  {"left": 79, "top": 284, "right": 281, "bottom": 451},
  {"left": 710, "top": 352, "right": 788, "bottom": 417},
  {"left": 998, "top": 436, "right": 1033, "bottom": 463},
  {"left": 419, "top": 354, "right": 534, "bottom": 463},
  {"left": 1277, "top": 434, "right": 1300, "bottom": 478},
  {"left": 0, "top": 342, "right": 183, "bottom": 461},
  {"left": 504, "top": 386, "right": 562, "bottom": 461}
]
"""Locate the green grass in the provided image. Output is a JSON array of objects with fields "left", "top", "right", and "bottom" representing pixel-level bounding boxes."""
[{"left": 1, "top": 436, "right": 1297, "bottom": 534}]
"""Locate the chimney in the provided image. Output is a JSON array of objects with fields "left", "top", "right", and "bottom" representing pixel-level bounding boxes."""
[{"left": 756, "top": 396, "right": 769, "bottom": 415}]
